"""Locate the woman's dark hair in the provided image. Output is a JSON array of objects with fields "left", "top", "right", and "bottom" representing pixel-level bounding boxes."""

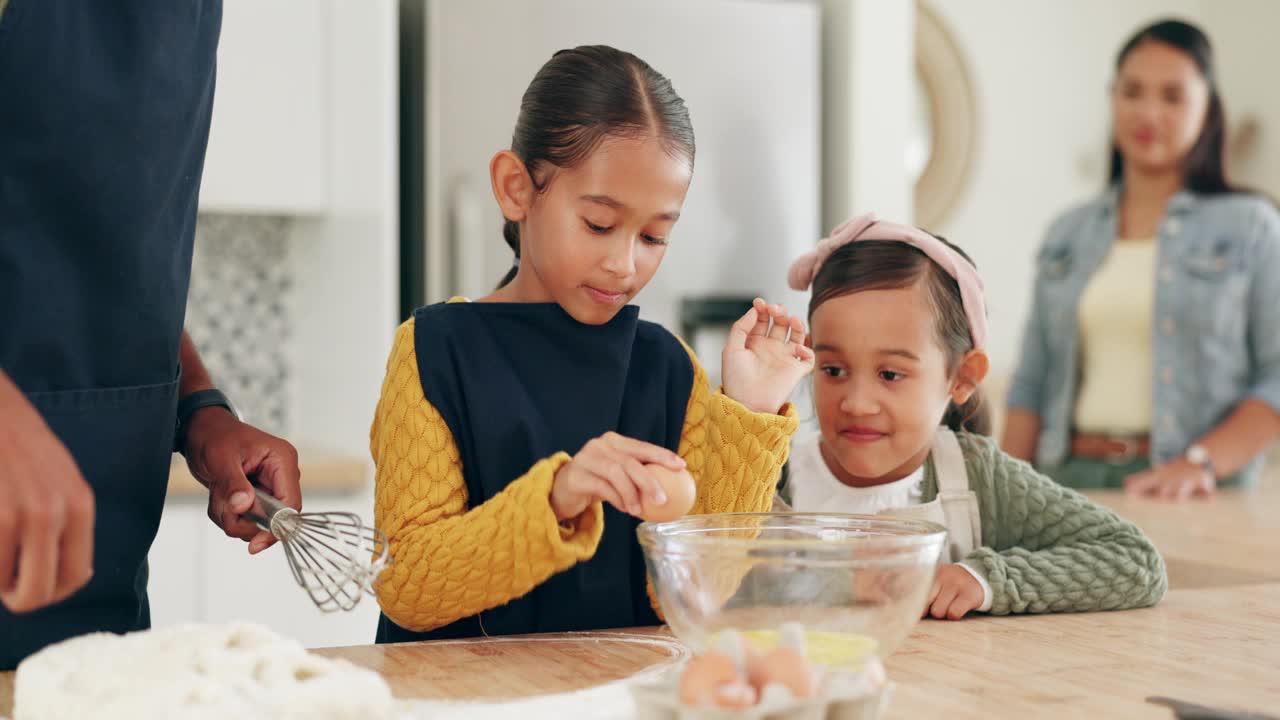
[
  {"left": 497, "top": 45, "right": 696, "bottom": 288},
  {"left": 808, "top": 238, "right": 991, "bottom": 435},
  {"left": 1108, "top": 19, "right": 1236, "bottom": 194}
]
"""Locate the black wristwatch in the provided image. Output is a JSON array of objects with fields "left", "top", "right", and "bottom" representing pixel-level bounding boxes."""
[{"left": 174, "top": 388, "right": 240, "bottom": 453}]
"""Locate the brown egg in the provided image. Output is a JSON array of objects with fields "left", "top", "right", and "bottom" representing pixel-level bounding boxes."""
[
  {"left": 746, "top": 646, "right": 819, "bottom": 699},
  {"left": 678, "top": 652, "right": 740, "bottom": 707},
  {"left": 713, "top": 681, "right": 759, "bottom": 710},
  {"left": 640, "top": 465, "right": 697, "bottom": 523}
]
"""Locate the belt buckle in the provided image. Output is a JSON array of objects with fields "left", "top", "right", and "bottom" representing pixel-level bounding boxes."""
[{"left": 1104, "top": 437, "right": 1141, "bottom": 463}]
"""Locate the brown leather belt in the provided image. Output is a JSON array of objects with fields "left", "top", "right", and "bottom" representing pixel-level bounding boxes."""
[{"left": 1071, "top": 432, "right": 1151, "bottom": 461}]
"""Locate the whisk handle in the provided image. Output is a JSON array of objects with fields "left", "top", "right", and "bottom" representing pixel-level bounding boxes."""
[{"left": 244, "top": 484, "right": 294, "bottom": 533}]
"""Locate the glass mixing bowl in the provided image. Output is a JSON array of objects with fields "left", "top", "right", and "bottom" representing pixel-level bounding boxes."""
[{"left": 638, "top": 513, "right": 947, "bottom": 663}]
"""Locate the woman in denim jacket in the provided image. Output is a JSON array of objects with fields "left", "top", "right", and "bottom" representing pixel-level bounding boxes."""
[{"left": 1003, "top": 19, "right": 1280, "bottom": 498}]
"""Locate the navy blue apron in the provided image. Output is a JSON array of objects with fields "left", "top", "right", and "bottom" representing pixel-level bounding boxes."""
[
  {"left": 0, "top": 0, "right": 221, "bottom": 669},
  {"left": 376, "top": 302, "right": 694, "bottom": 643}
]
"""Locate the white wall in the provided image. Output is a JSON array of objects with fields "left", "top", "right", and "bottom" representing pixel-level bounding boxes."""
[
  {"left": 289, "top": 0, "right": 400, "bottom": 462},
  {"left": 1202, "top": 1, "right": 1280, "bottom": 199},
  {"left": 925, "top": 0, "right": 1204, "bottom": 379},
  {"left": 821, "top": 0, "right": 915, "bottom": 231}
]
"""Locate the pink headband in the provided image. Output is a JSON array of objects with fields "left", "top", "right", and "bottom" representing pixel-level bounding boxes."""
[{"left": 787, "top": 212, "right": 988, "bottom": 350}]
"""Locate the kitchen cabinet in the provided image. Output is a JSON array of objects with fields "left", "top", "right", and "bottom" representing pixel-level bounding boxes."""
[
  {"left": 198, "top": 0, "right": 329, "bottom": 213},
  {"left": 149, "top": 476, "right": 381, "bottom": 648}
]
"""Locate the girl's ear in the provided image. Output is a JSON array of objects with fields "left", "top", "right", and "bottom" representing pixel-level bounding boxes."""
[
  {"left": 949, "top": 349, "right": 989, "bottom": 405},
  {"left": 490, "top": 150, "right": 535, "bottom": 224}
]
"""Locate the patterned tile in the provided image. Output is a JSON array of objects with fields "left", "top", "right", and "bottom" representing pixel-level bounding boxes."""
[{"left": 186, "top": 214, "right": 292, "bottom": 435}]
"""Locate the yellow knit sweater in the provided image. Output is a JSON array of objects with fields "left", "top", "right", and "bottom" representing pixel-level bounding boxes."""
[{"left": 371, "top": 316, "right": 799, "bottom": 633}]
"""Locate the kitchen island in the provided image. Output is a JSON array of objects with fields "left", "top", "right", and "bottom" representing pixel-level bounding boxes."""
[{"left": 4, "top": 489, "right": 1278, "bottom": 718}]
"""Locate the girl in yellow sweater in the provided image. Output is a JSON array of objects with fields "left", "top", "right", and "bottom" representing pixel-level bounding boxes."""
[{"left": 371, "top": 45, "right": 814, "bottom": 642}]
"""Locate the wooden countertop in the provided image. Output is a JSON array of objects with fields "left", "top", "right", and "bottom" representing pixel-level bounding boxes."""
[
  {"left": 1088, "top": 488, "right": 1280, "bottom": 586},
  {"left": 5, "top": 488, "right": 1279, "bottom": 718},
  {"left": 883, "top": 582, "right": 1280, "bottom": 718},
  {"left": 166, "top": 449, "right": 369, "bottom": 498},
  {"left": 317, "top": 630, "right": 691, "bottom": 702}
]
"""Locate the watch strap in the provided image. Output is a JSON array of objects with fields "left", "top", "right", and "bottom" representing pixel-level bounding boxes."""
[{"left": 175, "top": 388, "right": 237, "bottom": 452}]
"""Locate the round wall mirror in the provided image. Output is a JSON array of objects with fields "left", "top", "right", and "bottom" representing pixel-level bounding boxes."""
[{"left": 912, "top": 1, "right": 977, "bottom": 230}]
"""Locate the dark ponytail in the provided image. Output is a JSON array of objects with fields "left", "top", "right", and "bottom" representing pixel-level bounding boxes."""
[
  {"left": 499, "top": 221, "right": 521, "bottom": 289},
  {"left": 497, "top": 45, "right": 696, "bottom": 289},
  {"left": 943, "top": 390, "right": 991, "bottom": 436},
  {"left": 809, "top": 237, "right": 993, "bottom": 436}
]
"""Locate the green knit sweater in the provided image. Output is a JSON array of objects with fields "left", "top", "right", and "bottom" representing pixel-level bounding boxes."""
[{"left": 787, "top": 431, "right": 1168, "bottom": 615}]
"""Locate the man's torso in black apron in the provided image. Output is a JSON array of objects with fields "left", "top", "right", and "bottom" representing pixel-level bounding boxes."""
[
  {"left": 376, "top": 302, "right": 694, "bottom": 643},
  {"left": 0, "top": 0, "right": 221, "bottom": 669}
]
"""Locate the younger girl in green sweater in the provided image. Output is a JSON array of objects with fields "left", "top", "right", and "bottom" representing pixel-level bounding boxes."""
[{"left": 781, "top": 213, "right": 1167, "bottom": 620}]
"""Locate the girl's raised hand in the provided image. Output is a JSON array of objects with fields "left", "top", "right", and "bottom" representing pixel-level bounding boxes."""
[{"left": 721, "top": 298, "right": 815, "bottom": 415}]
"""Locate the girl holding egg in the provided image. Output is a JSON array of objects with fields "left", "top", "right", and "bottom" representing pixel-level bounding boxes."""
[
  {"left": 371, "top": 45, "right": 813, "bottom": 642},
  {"left": 780, "top": 214, "right": 1168, "bottom": 620}
]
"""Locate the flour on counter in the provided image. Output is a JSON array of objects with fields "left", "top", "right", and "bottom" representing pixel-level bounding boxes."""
[{"left": 14, "top": 623, "right": 394, "bottom": 720}]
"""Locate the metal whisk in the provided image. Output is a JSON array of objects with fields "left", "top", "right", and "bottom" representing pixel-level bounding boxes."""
[{"left": 246, "top": 485, "right": 392, "bottom": 612}]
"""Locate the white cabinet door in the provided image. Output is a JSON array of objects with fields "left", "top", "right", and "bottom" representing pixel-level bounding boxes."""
[
  {"left": 199, "top": 0, "right": 329, "bottom": 213},
  {"left": 150, "top": 493, "right": 381, "bottom": 647},
  {"left": 147, "top": 503, "right": 205, "bottom": 628}
]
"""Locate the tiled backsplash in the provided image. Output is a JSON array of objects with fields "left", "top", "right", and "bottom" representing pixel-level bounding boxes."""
[{"left": 185, "top": 214, "right": 293, "bottom": 435}]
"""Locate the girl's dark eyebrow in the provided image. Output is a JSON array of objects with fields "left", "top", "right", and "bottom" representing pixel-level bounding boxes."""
[
  {"left": 580, "top": 194, "right": 680, "bottom": 221},
  {"left": 814, "top": 343, "right": 920, "bottom": 362},
  {"left": 581, "top": 194, "right": 625, "bottom": 208}
]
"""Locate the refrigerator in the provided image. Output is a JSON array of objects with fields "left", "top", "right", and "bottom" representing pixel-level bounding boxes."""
[{"left": 402, "top": 0, "right": 821, "bottom": 382}]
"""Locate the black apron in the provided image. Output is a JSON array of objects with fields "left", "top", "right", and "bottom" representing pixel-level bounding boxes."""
[
  {"left": 0, "top": 0, "right": 221, "bottom": 669},
  {"left": 376, "top": 302, "right": 693, "bottom": 643}
]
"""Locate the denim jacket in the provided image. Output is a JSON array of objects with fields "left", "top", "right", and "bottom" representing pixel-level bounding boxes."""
[{"left": 1008, "top": 186, "right": 1280, "bottom": 485}]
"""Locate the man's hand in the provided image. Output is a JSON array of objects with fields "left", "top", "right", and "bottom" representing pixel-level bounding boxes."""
[
  {"left": 0, "top": 371, "right": 96, "bottom": 613},
  {"left": 181, "top": 407, "right": 302, "bottom": 554}
]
